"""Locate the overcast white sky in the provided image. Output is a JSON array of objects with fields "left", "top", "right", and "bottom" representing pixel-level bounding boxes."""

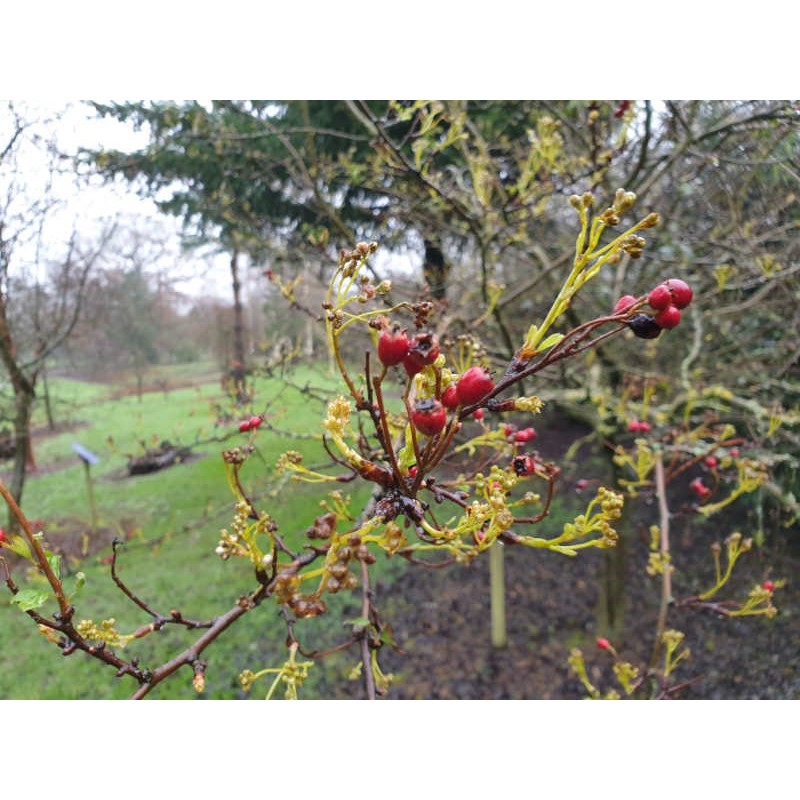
[{"left": 2, "top": 101, "right": 237, "bottom": 302}]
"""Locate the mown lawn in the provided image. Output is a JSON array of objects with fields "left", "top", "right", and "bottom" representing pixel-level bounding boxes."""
[{"left": 0, "top": 362, "right": 389, "bottom": 699}]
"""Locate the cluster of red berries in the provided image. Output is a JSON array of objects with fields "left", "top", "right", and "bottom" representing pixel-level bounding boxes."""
[
  {"left": 377, "top": 326, "right": 441, "bottom": 378},
  {"left": 404, "top": 358, "right": 497, "bottom": 438},
  {"left": 689, "top": 477, "right": 711, "bottom": 500},
  {"left": 239, "top": 415, "right": 264, "bottom": 433},
  {"left": 627, "top": 419, "right": 652, "bottom": 434},
  {"left": 616, "top": 278, "right": 693, "bottom": 339}
]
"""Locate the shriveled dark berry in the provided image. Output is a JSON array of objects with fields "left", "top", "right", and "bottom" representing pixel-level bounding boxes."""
[{"left": 626, "top": 313, "right": 662, "bottom": 339}]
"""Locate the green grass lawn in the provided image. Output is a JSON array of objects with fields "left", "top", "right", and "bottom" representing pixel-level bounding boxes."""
[{"left": 0, "top": 362, "right": 388, "bottom": 699}]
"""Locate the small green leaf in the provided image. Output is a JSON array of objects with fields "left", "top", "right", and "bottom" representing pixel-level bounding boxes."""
[
  {"left": 11, "top": 588, "right": 50, "bottom": 612},
  {"left": 538, "top": 332, "right": 565, "bottom": 352},
  {"left": 5, "top": 535, "right": 33, "bottom": 561},
  {"left": 46, "top": 552, "right": 61, "bottom": 581}
]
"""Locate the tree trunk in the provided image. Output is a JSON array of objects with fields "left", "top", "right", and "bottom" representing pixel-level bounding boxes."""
[
  {"left": 423, "top": 239, "right": 449, "bottom": 301},
  {"left": 229, "top": 247, "right": 248, "bottom": 403},
  {"left": 41, "top": 361, "right": 55, "bottom": 431}
]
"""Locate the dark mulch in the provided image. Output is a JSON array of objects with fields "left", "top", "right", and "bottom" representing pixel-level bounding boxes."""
[{"left": 366, "top": 525, "right": 799, "bottom": 699}]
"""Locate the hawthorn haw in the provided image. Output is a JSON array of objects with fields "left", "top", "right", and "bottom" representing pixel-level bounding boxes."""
[
  {"left": 596, "top": 637, "right": 611, "bottom": 650},
  {"left": 762, "top": 580, "right": 775, "bottom": 592},
  {"left": 239, "top": 419, "right": 252, "bottom": 433},
  {"left": 0, "top": 528, "right": 6, "bottom": 545},
  {"left": 249, "top": 415, "right": 263, "bottom": 430},
  {"left": 663, "top": 278, "right": 693, "bottom": 309},
  {"left": 628, "top": 419, "right": 648, "bottom": 433},
  {"left": 441, "top": 384, "right": 459, "bottom": 410},
  {"left": 403, "top": 332, "right": 440, "bottom": 375},
  {"left": 654, "top": 305, "right": 681, "bottom": 330},
  {"left": 647, "top": 284, "right": 673, "bottom": 311},
  {"left": 576, "top": 478, "right": 589, "bottom": 491},
  {"left": 472, "top": 409, "right": 484, "bottom": 421},
  {"left": 690, "top": 477, "right": 711, "bottom": 499},
  {"left": 513, "top": 454, "right": 536, "bottom": 476},
  {"left": 377, "top": 325, "right": 409, "bottom": 367},
  {"left": 411, "top": 398, "right": 447, "bottom": 437},
  {"left": 705, "top": 456, "right": 718, "bottom": 468},
  {"left": 613, "top": 294, "right": 638, "bottom": 314},
  {"left": 456, "top": 366, "right": 495, "bottom": 407},
  {"left": 627, "top": 313, "right": 661, "bottom": 339},
  {"left": 514, "top": 427, "right": 537, "bottom": 443}
]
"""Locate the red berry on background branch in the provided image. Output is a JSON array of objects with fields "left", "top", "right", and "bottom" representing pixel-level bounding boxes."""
[
  {"left": 239, "top": 419, "right": 252, "bottom": 433},
  {"left": 456, "top": 366, "right": 495, "bottom": 407},
  {"left": 377, "top": 325, "right": 410, "bottom": 367},
  {"left": 704, "top": 456, "right": 718, "bottom": 468},
  {"left": 596, "top": 637, "right": 611, "bottom": 650},
  {"left": 249, "top": 416, "right": 263, "bottom": 430},
  {"left": 628, "top": 419, "right": 641, "bottom": 432},
  {"left": 410, "top": 398, "right": 447, "bottom": 437},
  {"left": 654, "top": 305, "right": 681, "bottom": 330},
  {"left": 472, "top": 409, "right": 484, "bottom": 421},
  {"left": 762, "top": 580, "right": 775, "bottom": 592},
  {"left": 690, "top": 477, "right": 711, "bottom": 499},
  {"left": 576, "top": 479, "right": 589, "bottom": 491},
  {"left": 613, "top": 100, "right": 631, "bottom": 118},
  {"left": 0, "top": 528, "right": 6, "bottom": 545}
]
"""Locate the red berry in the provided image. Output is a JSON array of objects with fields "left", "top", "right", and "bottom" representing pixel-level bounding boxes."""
[
  {"left": 441, "top": 384, "right": 459, "bottom": 410},
  {"left": 627, "top": 419, "right": 641, "bottom": 432},
  {"left": 512, "top": 454, "right": 536, "bottom": 476},
  {"left": 249, "top": 415, "right": 263, "bottom": 430},
  {"left": 0, "top": 528, "right": 6, "bottom": 545},
  {"left": 410, "top": 398, "right": 447, "bottom": 437},
  {"left": 762, "top": 580, "right": 775, "bottom": 592},
  {"left": 654, "top": 305, "right": 681, "bottom": 329},
  {"left": 514, "top": 427, "right": 537, "bottom": 443},
  {"left": 704, "top": 456, "right": 718, "bottom": 468},
  {"left": 239, "top": 419, "right": 252, "bottom": 433},
  {"left": 576, "top": 479, "right": 589, "bottom": 491},
  {"left": 613, "top": 100, "right": 631, "bottom": 118},
  {"left": 456, "top": 366, "right": 495, "bottom": 407},
  {"left": 729, "top": 447, "right": 740, "bottom": 458},
  {"left": 690, "top": 478, "right": 710, "bottom": 498},
  {"left": 472, "top": 409, "right": 484, "bottom": 421},
  {"left": 377, "top": 325, "right": 410, "bottom": 367},
  {"left": 596, "top": 637, "right": 611, "bottom": 650},
  {"left": 648, "top": 284, "right": 673, "bottom": 311},
  {"left": 408, "top": 465, "right": 418, "bottom": 479},
  {"left": 404, "top": 332, "right": 440, "bottom": 374},
  {"left": 664, "top": 278, "right": 693, "bottom": 309},
  {"left": 504, "top": 424, "right": 517, "bottom": 438},
  {"left": 638, "top": 421, "right": 652, "bottom": 433},
  {"left": 613, "top": 294, "right": 638, "bottom": 314}
]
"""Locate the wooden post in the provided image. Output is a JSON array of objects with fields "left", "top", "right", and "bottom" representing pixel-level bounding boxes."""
[{"left": 490, "top": 542, "right": 507, "bottom": 648}]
